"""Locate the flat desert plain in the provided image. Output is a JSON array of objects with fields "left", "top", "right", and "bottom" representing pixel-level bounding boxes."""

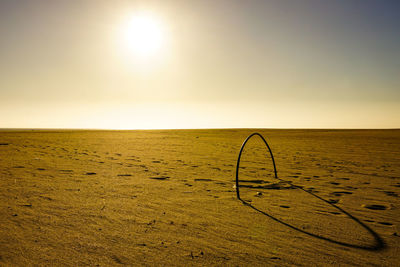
[{"left": 0, "top": 129, "right": 399, "bottom": 266}]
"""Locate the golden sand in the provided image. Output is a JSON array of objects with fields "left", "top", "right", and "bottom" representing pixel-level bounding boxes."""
[{"left": 0, "top": 129, "right": 399, "bottom": 266}]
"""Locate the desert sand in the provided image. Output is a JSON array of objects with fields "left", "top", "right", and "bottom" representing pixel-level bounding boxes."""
[{"left": 0, "top": 129, "right": 399, "bottom": 266}]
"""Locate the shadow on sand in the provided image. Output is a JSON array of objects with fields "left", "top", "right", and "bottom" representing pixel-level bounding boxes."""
[
  {"left": 235, "top": 132, "right": 386, "bottom": 251},
  {"left": 238, "top": 184, "right": 386, "bottom": 251}
]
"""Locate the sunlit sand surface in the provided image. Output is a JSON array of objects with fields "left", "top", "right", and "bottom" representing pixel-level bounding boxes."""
[{"left": 0, "top": 129, "right": 399, "bottom": 265}]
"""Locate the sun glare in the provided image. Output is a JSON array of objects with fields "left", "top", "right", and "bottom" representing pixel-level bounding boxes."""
[{"left": 122, "top": 13, "right": 166, "bottom": 59}]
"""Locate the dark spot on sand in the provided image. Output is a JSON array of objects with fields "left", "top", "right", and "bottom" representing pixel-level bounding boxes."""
[
  {"left": 280, "top": 205, "right": 290, "bottom": 208},
  {"left": 0, "top": 143, "right": 9, "bottom": 146},
  {"left": 362, "top": 204, "right": 387, "bottom": 210},
  {"left": 37, "top": 168, "right": 45, "bottom": 171},
  {"left": 150, "top": 176, "right": 170, "bottom": 180},
  {"left": 117, "top": 174, "right": 132, "bottom": 177},
  {"left": 194, "top": 178, "right": 213, "bottom": 182},
  {"left": 152, "top": 160, "right": 161, "bottom": 163},
  {"left": 330, "top": 182, "right": 340, "bottom": 185},
  {"left": 85, "top": 172, "right": 96, "bottom": 175}
]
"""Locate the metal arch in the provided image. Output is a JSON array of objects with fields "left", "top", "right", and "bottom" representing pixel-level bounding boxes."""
[{"left": 235, "top": 132, "right": 278, "bottom": 200}]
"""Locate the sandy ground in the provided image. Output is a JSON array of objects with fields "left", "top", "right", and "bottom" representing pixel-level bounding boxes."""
[{"left": 0, "top": 129, "right": 399, "bottom": 266}]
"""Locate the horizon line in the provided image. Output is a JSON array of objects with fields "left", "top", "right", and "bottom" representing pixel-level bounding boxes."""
[{"left": 0, "top": 127, "right": 399, "bottom": 131}]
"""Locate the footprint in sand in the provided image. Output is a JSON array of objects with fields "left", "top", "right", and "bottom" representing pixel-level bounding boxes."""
[
  {"left": 362, "top": 204, "right": 387, "bottom": 210},
  {"left": 59, "top": 169, "right": 73, "bottom": 173},
  {"left": 150, "top": 176, "right": 170, "bottom": 180},
  {"left": 327, "top": 199, "right": 339, "bottom": 204},
  {"left": 331, "top": 191, "right": 353, "bottom": 196},
  {"left": 378, "top": 222, "right": 393, "bottom": 226},
  {"left": 383, "top": 191, "right": 398, "bottom": 197}
]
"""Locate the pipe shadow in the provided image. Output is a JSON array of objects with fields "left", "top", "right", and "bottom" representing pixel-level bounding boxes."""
[{"left": 239, "top": 184, "right": 386, "bottom": 251}]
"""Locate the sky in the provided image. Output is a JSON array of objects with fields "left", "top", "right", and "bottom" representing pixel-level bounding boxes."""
[{"left": 0, "top": 0, "right": 399, "bottom": 129}]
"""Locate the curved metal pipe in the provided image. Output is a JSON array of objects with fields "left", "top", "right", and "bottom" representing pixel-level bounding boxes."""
[{"left": 235, "top": 132, "right": 277, "bottom": 200}]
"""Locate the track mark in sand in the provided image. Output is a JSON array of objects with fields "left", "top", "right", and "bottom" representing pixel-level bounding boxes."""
[
  {"left": 191, "top": 165, "right": 199, "bottom": 168},
  {"left": 59, "top": 169, "right": 73, "bottom": 173},
  {"left": 65, "top": 188, "right": 80, "bottom": 192},
  {"left": 362, "top": 204, "right": 387, "bottom": 210},
  {"left": 12, "top": 166, "right": 25, "bottom": 168},
  {"left": 39, "top": 195, "right": 53, "bottom": 201},
  {"left": 212, "top": 167, "right": 221, "bottom": 171},
  {"left": 378, "top": 222, "right": 393, "bottom": 226},
  {"left": 331, "top": 191, "right": 353, "bottom": 196},
  {"left": 152, "top": 160, "right": 161, "bottom": 163},
  {"left": 85, "top": 172, "right": 97, "bottom": 175},
  {"left": 194, "top": 178, "right": 213, "bottom": 182},
  {"left": 19, "top": 204, "right": 32, "bottom": 207},
  {"left": 240, "top": 182, "right": 296, "bottom": 190},
  {"left": 215, "top": 182, "right": 226, "bottom": 185},
  {"left": 0, "top": 143, "right": 9, "bottom": 146},
  {"left": 280, "top": 205, "right": 290, "bottom": 208},
  {"left": 239, "top": 179, "right": 268, "bottom": 184},
  {"left": 37, "top": 168, "right": 46, "bottom": 171},
  {"left": 150, "top": 176, "right": 170, "bottom": 180},
  {"left": 383, "top": 191, "right": 398, "bottom": 197},
  {"left": 111, "top": 255, "right": 124, "bottom": 264},
  {"left": 330, "top": 182, "right": 340, "bottom": 185},
  {"left": 327, "top": 199, "right": 339, "bottom": 204},
  {"left": 117, "top": 174, "right": 132, "bottom": 177}
]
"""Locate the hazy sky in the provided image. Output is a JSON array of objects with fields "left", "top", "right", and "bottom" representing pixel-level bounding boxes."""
[{"left": 0, "top": 0, "right": 399, "bottom": 129}]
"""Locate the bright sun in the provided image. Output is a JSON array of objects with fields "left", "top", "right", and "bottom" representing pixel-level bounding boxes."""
[{"left": 122, "top": 13, "right": 166, "bottom": 59}]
